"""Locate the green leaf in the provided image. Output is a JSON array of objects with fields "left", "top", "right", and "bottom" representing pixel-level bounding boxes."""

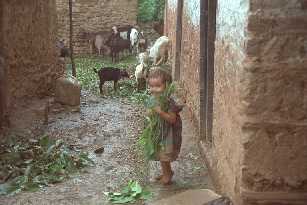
[
  {"left": 140, "top": 190, "right": 153, "bottom": 200},
  {"left": 1, "top": 135, "right": 95, "bottom": 195},
  {"left": 105, "top": 180, "right": 152, "bottom": 204},
  {"left": 39, "top": 135, "right": 52, "bottom": 149},
  {"left": 130, "top": 180, "right": 142, "bottom": 195}
]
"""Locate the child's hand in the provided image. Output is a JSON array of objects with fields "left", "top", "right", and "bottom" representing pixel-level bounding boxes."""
[
  {"left": 146, "top": 109, "right": 154, "bottom": 116},
  {"left": 153, "top": 106, "right": 162, "bottom": 114}
]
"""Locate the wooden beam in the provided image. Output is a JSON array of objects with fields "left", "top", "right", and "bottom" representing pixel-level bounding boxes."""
[
  {"left": 174, "top": 0, "right": 183, "bottom": 80},
  {"left": 205, "top": 0, "right": 217, "bottom": 142},
  {"left": 199, "top": 0, "right": 209, "bottom": 139}
]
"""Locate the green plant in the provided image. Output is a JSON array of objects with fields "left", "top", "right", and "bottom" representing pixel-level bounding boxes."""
[
  {"left": 138, "top": 0, "right": 165, "bottom": 22},
  {"left": 138, "top": 83, "right": 175, "bottom": 160},
  {"left": 67, "top": 55, "right": 150, "bottom": 104},
  {"left": 104, "top": 180, "right": 152, "bottom": 204},
  {"left": 0, "top": 136, "right": 94, "bottom": 195}
]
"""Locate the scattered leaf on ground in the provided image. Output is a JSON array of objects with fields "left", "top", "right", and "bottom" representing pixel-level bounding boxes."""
[
  {"left": 104, "top": 180, "right": 152, "bottom": 204},
  {"left": 0, "top": 135, "right": 95, "bottom": 195}
]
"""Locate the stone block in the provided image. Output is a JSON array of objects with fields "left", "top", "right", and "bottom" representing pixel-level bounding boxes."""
[
  {"left": 148, "top": 189, "right": 221, "bottom": 205},
  {"left": 55, "top": 76, "right": 81, "bottom": 106}
]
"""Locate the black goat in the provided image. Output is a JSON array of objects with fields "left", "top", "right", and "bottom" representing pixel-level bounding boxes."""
[{"left": 93, "top": 67, "right": 129, "bottom": 94}]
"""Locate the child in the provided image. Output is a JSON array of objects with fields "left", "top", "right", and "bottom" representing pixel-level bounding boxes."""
[{"left": 147, "top": 67, "right": 182, "bottom": 185}]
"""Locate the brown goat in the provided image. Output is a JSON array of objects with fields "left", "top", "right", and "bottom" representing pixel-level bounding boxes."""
[{"left": 106, "top": 35, "right": 131, "bottom": 63}]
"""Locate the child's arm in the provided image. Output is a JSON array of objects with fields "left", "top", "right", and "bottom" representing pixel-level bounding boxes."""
[{"left": 153, "top": 106, "right": 177, "bottom": 124}]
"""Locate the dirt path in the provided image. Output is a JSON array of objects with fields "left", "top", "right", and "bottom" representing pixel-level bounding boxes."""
[{"left": 0, "top": 91, "right": 212, "bottom": 205}]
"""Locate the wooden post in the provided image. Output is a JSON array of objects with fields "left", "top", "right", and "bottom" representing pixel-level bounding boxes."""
[
  {"left": 199, "top": 0, "right": 209, "bottom": 140},
  {"left": 206, "top": 0, "right": 217, "bottom": 142},
  {"left": 174, "top": 0, "right": 183, "bottom": 80},
  {"left": 69, "top": 0, "right": 76, "bottom": 77},
  {"left": 199, "top": 0, "right": 217, "bottom": 143}
]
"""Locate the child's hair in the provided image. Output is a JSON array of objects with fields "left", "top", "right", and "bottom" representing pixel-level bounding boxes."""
[{"left": 148, "top": 66, "right": 172, "bottom": 84}]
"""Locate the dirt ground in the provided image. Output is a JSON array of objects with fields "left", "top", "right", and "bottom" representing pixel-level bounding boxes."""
[{"left": 0, "top": 88, "right": 213, "bottom": 205}]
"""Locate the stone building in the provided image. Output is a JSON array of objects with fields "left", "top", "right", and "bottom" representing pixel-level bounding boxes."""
[
  {"left": 56, "top": 0, "right": 138, "bottom": 54},
  {"left": 165, "top": 0, "right": 307, "bottom": 204},
  {"left": 0, "top": 0, "right": 64, "bottom": 127}
]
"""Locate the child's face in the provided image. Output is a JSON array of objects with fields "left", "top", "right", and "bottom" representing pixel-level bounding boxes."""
[{"left": 148, "top": 77, "right": 166, "bottom": 97}]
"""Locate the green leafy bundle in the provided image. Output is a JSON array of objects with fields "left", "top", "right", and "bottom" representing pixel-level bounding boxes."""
[
  {"left": 104, "top": 180, "right": 152, "bottom": 204},
  {"left": 0, "top": 136, "right": 94, "bottom": 195},
  {"left": 138, "top": 83, "right": 175, "bottom": 160}
]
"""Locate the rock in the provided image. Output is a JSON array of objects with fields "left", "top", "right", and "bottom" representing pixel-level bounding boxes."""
[
  {"left": 55, "top": 76, "right": 81, "bottom": 106},
  {"left": 206, "top": 197, "right": 233, "bottom": 205},
  {"left": 148, "top": 189, "right": 221, "bottom": 205},
  {"left": 94, "top": 146, "right": 104, "bottom": 154}
]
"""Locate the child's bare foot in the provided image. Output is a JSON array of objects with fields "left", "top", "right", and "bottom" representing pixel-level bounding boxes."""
[
  {"left": 155, "top": 175, "right": 163, "bottom": 181},
  {"left": 159, "top": 171, "right": 174, "bottom": 185},
  {"left": 155, "top": 170, "right": 173, "bottom": 181},
  {"left": 159, "top": 175, "right": 173, "bottom": 185}
]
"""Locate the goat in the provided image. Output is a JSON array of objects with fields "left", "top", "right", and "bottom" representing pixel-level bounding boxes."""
[
  {"left": 81, "top": 31, "right": 110, "bottom": 56},
  {"left": 93, "top": 67, "right": 129, "bottom": 94},
  {"left": 134, "top": 63, "right": 148, "bottom": 91},
  {"left": 112, "top": 26, "right": 139, "bottom": 54},
  {"left": 137, "top": 51, "right": 150, "bottom": 66},
  {"left": 149, "top": 36, "right": 171, "bottom": 65},
  {"left": 112, "top": 25, "right": 133, "bottom": 40},
  {"left": 107, "top": 35, "right": 131, "bottom": 63},
  {"left": 130, "top": 28, "right": 139, "bottom": 53},
  {"left": 94, "top": 34, "right": 104, "bottom": 55}
]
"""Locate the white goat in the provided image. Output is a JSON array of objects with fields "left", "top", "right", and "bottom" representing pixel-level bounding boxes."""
[
  {"left": 137, "top": 51, "right": 149, "bottom": 65},
  {"left": 130, "top": 28, "right": 139, "bottom": 53},
  {"left": 149, "top": 36, "right": 171, "bottom": 65},
  {"left": 94, "top": 34, "right": 104, "bottom": 55},
  {"left": 134, "top": 63, "right": 148, "bottom": 91}
]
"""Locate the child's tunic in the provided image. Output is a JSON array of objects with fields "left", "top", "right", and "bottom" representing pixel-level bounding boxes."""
[{"left": 156, "top": 98, "right": 182, "bottom": 162}]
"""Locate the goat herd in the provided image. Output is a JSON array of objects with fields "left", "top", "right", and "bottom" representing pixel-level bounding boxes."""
[{"left": 57, "top": 24, "right": 171, "bottom": 94}]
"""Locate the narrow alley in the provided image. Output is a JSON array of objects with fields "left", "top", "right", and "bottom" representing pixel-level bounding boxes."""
[
  {"left": 1, "top": 0, "right": 307, "bottom": 204},
  {"left": 0, "top": 91, "right": 212, "bottom": 205}
]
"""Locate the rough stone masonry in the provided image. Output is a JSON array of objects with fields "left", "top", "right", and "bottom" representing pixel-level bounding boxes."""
[
  {"left": 56, "top": 0, "right": 138, "bottom": 54},
  {"left": 165, "top": 0, "right": 307, "bottom": 204},
  {"left": 1, "top": 0, "right": 64, "bottom": 123}
]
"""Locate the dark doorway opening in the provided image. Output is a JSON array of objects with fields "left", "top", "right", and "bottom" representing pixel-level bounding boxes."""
[{"left": 199, "top": 0, "right": 217, "bottom": 143}]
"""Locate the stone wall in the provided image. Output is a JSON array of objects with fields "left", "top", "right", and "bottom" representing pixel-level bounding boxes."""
[
  {"left": 56, "top": 0, "right": 138, "bottom": 54},
  {"left": 2, "top": 0, "right": 64, "bottom": 107},
  {"left": 166, "top": 0, "right": 247, "bottom": 201},
  {"left": 180, "top": 1, "right": 201, "bottom": 124},
  {"left": 166, "top": 0, "right": 307, "bottom": 204},
  {"left": 207, "top": 0, "right": 249, "bottom": 202},
  {"left": 166, "top": 0, "right": 201, "bottom": 124},
  {"left": 165, "top": 0, "right": 178, "bottom": 80},
  {"left": 240, "top": 0, "right": 307, "bottom": 204}
]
